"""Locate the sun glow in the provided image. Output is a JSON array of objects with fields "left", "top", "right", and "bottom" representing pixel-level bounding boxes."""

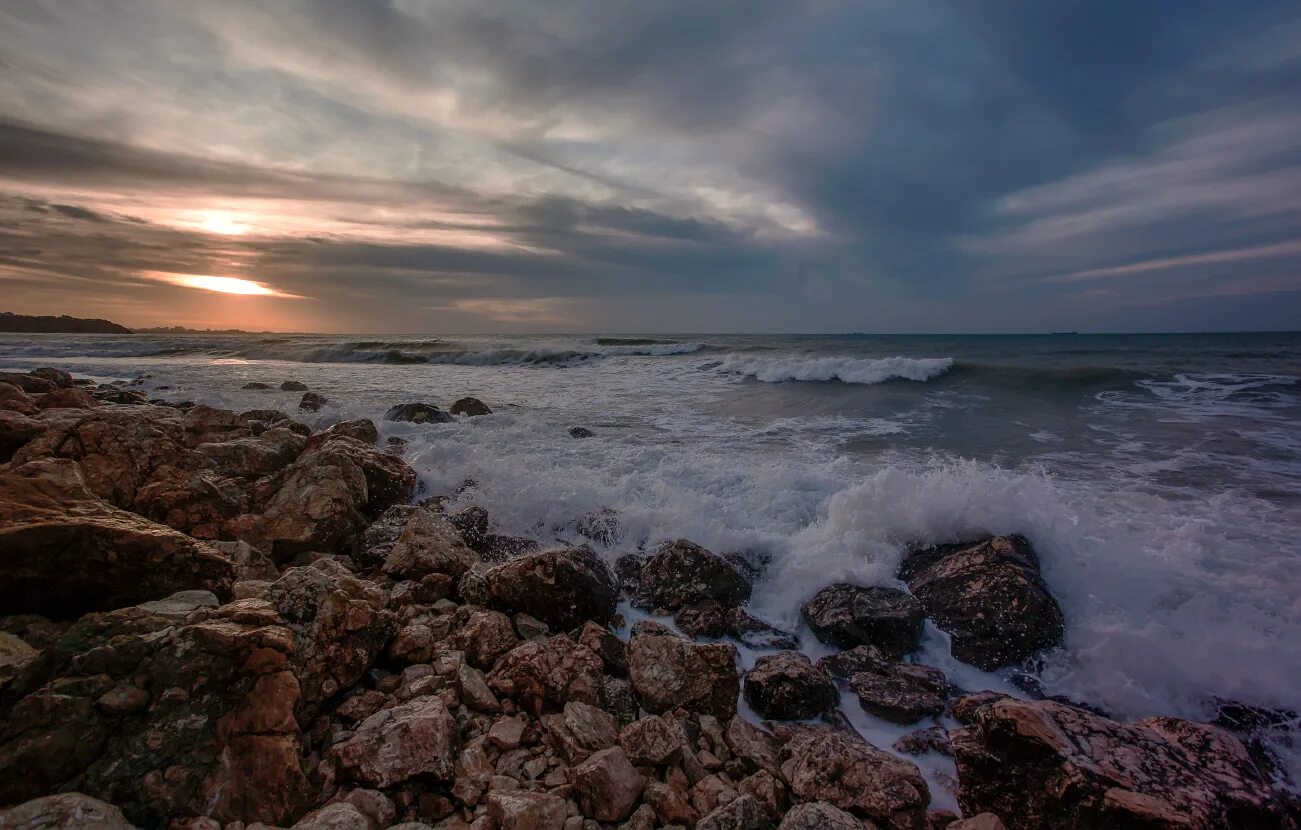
[
  {"left": 200, "top": 210, "right": 250, "bottom": 235},
  {"left": 144, "top": 271, "right": 294, "bottom": 297}
]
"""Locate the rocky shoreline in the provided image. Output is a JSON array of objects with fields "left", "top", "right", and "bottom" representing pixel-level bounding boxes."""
[{"left": 0, "top": 367, "right": 1296, "bottom": 830}]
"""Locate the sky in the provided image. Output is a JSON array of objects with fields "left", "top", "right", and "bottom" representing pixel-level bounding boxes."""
[{"left": 1, "top": 1, "right": 1300, "bottom": 333}]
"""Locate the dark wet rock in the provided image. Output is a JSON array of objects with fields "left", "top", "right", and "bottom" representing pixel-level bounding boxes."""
[
  {"left": 449, "top": 396, "right": 492, "bottom": 416},
  {"left": 627, "top": 626, "right": 739, "bottom": 719},
  {"left": 195, "top": 428, "right": 307, "bottom": 478},
  {"left": 634, "top": 539, "right": 751, "bottom": 612},
  {"left": 480, "top": 533, "right": 542, "bottom": 562},
  {"left": 92, "top": 388, "right": 148, "bottom": 405},
  {"left": 576, "top": 506, "right": 622, "bottom": 546},
  {"left": 743, "top": 652, "right": 838, "bottom": 721},
  {"left": 614, "top": 553, "right": 644, "bottom": 593},
  {"left": 778, "top": 801, "right": 864, "bottom": 830},
  {"left": 298, "top": 391, "right": 327, "bottom": 412},
  {"left": 280, "top": 380, "right": 308, "bottom": 391},
  {"left": 353, "top": 504, "right": 420, "bottom": 566},
  {"left": 0, "top": 598, "right": 309, "bottom": 826},
  {"left": 332, "top": 695, "right": 457, "bottom": 787},
  {"left": 780, "top": 729, "right": 930, "bottom": 829},
  {"left": 448, "top": 504, "right": 489, "bottom": 551},
  {"left": 320, "top": 418, "right": 379, "bottom": 444},
  {"left": 901, "top": 536, "right": 1064, "bottom": 670},
  {"left": 483, "top": 545, "right": 618, "bottom": 630},
  {"left": 851, "top": 663, "right": 948, "bottom": 724},
  {"left": 29, "top": 367, "right": 74, "bottom": 388},
  {"left": 619, "top": 714, "right": 683, "bottom": 766},
  {"left": 675, "top": 600, "right": 799, "bottom": 650},
  {"left": 0, "top": 410, "right": 43, "bottom": 462},
  {"left": 951, "top": 696, "right": 1289, "bottom": 830},
  {"left": 0, "top": 459, "right": 236, "bottom": 618},
  {"left": 242, "top": 381, "right": 272, "bottom": 390},
  {"left": 801, "top": 583, "right": 924, "bottom": 659},
  {"left": 568, "top": 426, "right": 595, "bottom": 438},
  {"left": 816, "top": 644, "right": 892, "bottom": 680},
  {"left": 487, "top": 635, "right": 604, "bottom": 715},
  {"left": 381, "top": 508, "right": 477, "bottom": 580},
  {"left": 698, "top": 794, "right": 774, "bottom": 830},
  {"left": 0, "top": 793, "right": 138, "bottom": 829},
  {"left": 577, "top": 621, "right": 628, "bottom": 676},
  {"left": 384, "top": 402, "right": 454, "bottom": 424},
  {"left": 35, "top": 387, "right": 97, "bottom": 410},
  {"left": 893, "top": 726, "right": 952, "bottom": 756}
]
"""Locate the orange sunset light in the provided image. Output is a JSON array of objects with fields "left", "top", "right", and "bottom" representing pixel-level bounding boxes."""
[{"left": 144, "top": 271, "right": 298, "bottom": 297}]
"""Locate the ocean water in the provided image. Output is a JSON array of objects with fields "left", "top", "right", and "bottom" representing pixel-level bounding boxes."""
[{"left": 4, "top": 331, "right": 1300, "bottom": 798}]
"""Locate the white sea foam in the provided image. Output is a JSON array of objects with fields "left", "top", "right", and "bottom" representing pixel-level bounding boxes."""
[{"left": 717, "top": 353, "right": 954, "bottom": 385}]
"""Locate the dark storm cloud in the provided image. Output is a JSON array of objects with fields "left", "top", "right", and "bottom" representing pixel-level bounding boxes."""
[{"left": 0, "top": 0, "right": 1299, "bottom": 332}]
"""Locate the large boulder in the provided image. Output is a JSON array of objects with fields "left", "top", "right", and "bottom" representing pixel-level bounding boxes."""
[
  {"left": 778, "top": 801, "right": 864, "bottom": 830},
  {"left": 484, "top": 545, "right": 618, "bottom": 629},
  {"left": 449, "top": 397, "right": 492, "bottom": 416},
  {"left": 0, "top": 793, "right": 138, "bottom": 829},
  {"left": 850, "top": 663, "right": 947, "bottom": 724},
  {"left": 780, "top": 729, "right": 930, "bottom": 829},
  {"left": 0, "top": 459, "right": 236, "bottom": 618},
  {"left": 950, "top": 696, "right": 1289, "bottom": 829},
  {"left": 634, "top": 539, "right": 751, "bottom": 612},
  {"left": 743, "top": 651, "right": 838, "bottom": 721},
  {"left": 487, "top": 635, "right": 604, "bottom": 715},
  {"left": 35, "top": 387, "right": 97, "bottom": 411},
  {"left": 0, "top": 598, "right": 309, "bottom": 826},
  {"left": 252, "top": 435, "right": 416, "bottom": 559},
  {"left": 194, "top": 428, "right": 306, "bottom": 478},
  {"left": 0, "top": 382, "right": 38, "bottom": 416},
  {"left": 381, "top": 507, "right": 477, "bottom": 580},
  {"left": 0, "top": 411, "right": 42, "bottom": 463},
  {"left": 801, "top": 584, "right": 924, "bottom": 659},
  {"left": 627, "top": 627, "right": 739, "bottom": 719},
  {"left": 384, "top": 402, "right": 453, "bottom": 424},
  {"left": 332, "top": 695, "right": 457, "bottom": 788},
  {"left": 265, "top": 565, "right": 397, "bottom": 717},
  {"left": 572, "top": 746, "right": 645, "bottom": 822},
  {"left": 901, "top": 536, "right": 1064, "bottom": 670}
]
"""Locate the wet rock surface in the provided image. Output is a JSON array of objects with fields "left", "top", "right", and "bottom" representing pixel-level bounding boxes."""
[
  {"left": 801, "top": 583, "right": 924, "bottom": 659},
  {"left": 743, "top": 651, "right": 838, "bottom": 721},
  {"left": 900, "top": 536, "right": 1064, "bottom": 670}
]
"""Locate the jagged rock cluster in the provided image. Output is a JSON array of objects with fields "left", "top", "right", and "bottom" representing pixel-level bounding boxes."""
[{"left": 0, "top": 368, "right": 1295, "bottom": 830}]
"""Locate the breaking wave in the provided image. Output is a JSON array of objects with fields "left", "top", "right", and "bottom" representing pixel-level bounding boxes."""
[{"left": 717, "top": 354, "right": 955, "bottom": 385}]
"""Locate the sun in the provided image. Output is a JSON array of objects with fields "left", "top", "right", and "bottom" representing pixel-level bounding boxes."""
[{"left": 200, "top": 210, "right": 250, "bottom": 236}]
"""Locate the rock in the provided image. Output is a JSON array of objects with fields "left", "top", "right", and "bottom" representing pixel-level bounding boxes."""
[
  {"left": 577, "top": 621, "right": 628, "bottom": 676},
  {"left": 483, "top": 533, "right": 544, "bottom": 562},
  {"left": 572, "top": 746, "right": 645, "bottom": 822},
  {"left": 743, "top": 652, "right": 838, "bottom": 720},
  {"left": 893, "top": 726, "right": 951, "bottom": 756},
  {"left": 0, "top": 382, "right": 37, "bottom": 415},
  {"left": 384, "top": 402, "right": 454, "bottom": 424},
  {"left": 242, "top": 381, "right": 272, "bottom": 389},
  {"left": 36, "top": 387, "right": 97, "bottom": 410},
  {"left": 725, "top": 717, "right": 782, "bottom": 776},
  {"left": 627, "top": 627, "right": 739, "bottom": 719},
  {"left": 575, "top": 507, "right": 621, "bottom": 546},
  {"left": 948, "top": 815, "right": 1006, "bottom": 830},
  {"left": 780, "top": 730, "right": 930, "bottom": 829},
  {"left": 449, "top": 505, "right": 490, "bottom": 551},
  {"left": 458, "top": 663, "right": 500, "bottom": 713},
  {"left": 0, "top": 599, "right": 309, "bottom": 826},
  {"left": 484, "top": 546, "right": 618, "bottom": 630},
  {"left": 801, "top": 584, "right": 924, "bottom": 659},
  {"left": 950, "top": 696, "right": 1290, "bottom": 829},
  {"left": 568, "top": 426, "right": 595, "bottom": 438},
  {"left": 29, "top": 367, "right": 73, "bottom": 388},
  {"left": 487, "top": 790, "right": 569, "bottom": 830},
  {"left": 0, "top": 458, "right": 236, "bottom": 618},
  {"left": 619, "top": 714, "right": 683, "bottom": 766},
  {"left": 253, "top": 434, "right": 416, "bottom": 559},
  {"left": 0, "top": 410, "right": 42, "bottom": 462},
  {"left": 196, "top": 428, "right": 307, "bottom": 478},
  {"left": 281, "top": 380, "right": 309, "bottom": 391},
  {"left": 777, "top": 801, "right": 864, "bottom": 830},
  {"left": 322, "top": 418, "right": 379, "bottom": 444},
  {"left": 266, "top": 566, "right": 396, "bottom": 716},
  {"left": 544, "top": 700, "right": 619, "bottom": 763},
  {"left": 697, "top": 794, "right": 775, "bottom": 830},
  {"left": 290, "top": 802, "right": 373, "bottom": 830},
  {"left": 850, "top": 663, "right": 947, "bottom": 725},
  {"left": 816, "top": 644, "right": 891, "bottom": 680},
  {"left": 0, "top": 372, "right": 57, "bottom": 394},
  {"left": 634, "top": 539, "right": 751, "bottom": 612},
  {"left": 0, "top": 793, "right": 138, "bottom": 829},
  {"left": 450, "top": 609, "right": 520, "bottom": 669},
  {"left": 382, "top": 508, "right": 478, "bottom": 580},
  {"left": 900, "top": 536, "right": 1064, "bottom": 670},
  {"left": 333, "top": 695, "right": 457, "bottom": 787},
  {"left": 450, "top": 397, "right": 492, "bottom": 416},
  {"left": 299, "top": 391, "right": 327, "bottom": 411},
  {"left": 488, "top": 635, "right": 604, "bottom": 715}
]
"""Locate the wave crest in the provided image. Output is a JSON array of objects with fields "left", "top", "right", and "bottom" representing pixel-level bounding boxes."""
[{"left": 717, "top": 354, "right": 954, "bottom": 385}]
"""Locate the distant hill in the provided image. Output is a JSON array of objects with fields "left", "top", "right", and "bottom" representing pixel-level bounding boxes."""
[
  {"left": 133, "top": 326, "right": 264, "bottom": 334},
  {"left": 0, "top": 312, "right": 132, "bottom": 334}
]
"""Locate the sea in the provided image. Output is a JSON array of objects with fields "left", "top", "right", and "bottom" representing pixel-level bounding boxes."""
[{"left": 4, "top": 331, "right": 1300, "bottom": 801}]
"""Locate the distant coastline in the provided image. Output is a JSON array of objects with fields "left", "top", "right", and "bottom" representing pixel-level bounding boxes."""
[{"left": 0, "top": 312, "right": 131, "bottom": 334}]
